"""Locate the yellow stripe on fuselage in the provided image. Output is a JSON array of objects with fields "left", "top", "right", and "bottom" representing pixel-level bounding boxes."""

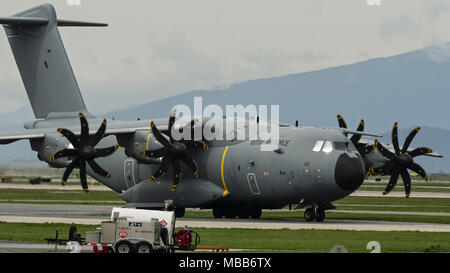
[{"left": 221, "top": 146, "right": 230, "bottom": 197}]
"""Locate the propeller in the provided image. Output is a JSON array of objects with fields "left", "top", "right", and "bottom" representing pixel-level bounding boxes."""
[
  {"left": 375, "top": 122, "right": 432, "bottom": 198},
  {"left": 50, "top": 113, "right": 119, "bottom": 192},
  {"left": 336, "top": 114, "right": 374, "bottom": 154},
  {"left": 141, "top": 110, "right": 207, "bottom": 191}
]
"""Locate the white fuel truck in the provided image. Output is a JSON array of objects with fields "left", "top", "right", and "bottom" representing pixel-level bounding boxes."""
[{"left": 84, "top": 207, "right": 199, "bottom": 253}]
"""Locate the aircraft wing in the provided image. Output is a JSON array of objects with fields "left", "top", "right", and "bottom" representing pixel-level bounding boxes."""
[
  {"left": 0, "top": 128, "right": 46, "bottom": 144},
  {"left": 0, "top": 118, "right": 172, "bottom": 144}
]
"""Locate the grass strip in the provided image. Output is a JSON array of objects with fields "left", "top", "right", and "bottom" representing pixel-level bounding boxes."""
[{"left": 0, "top": 222, "right": 449, "bottom": 253}]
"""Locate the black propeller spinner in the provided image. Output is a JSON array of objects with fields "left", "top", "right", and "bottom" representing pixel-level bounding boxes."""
[
  {"left": 50, "top": 113, "right": 119, "bottom": 192},
  {"left": 141, "top": 110, "right": 207, "bottom": 191},
  {"left": 375, "top": 122, "right": 432, "bottom": 198}
]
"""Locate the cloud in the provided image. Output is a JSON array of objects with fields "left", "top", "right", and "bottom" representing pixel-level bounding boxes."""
[
  {"left": 0, "top": 97, "right": 25, "bottom": 113},
  {"left": 378, "top": 14, "right": 422, "bottom": 43},
  {"left": 121, "top": 56, "right": 138, "bottom": 66},
  {"left": 420, "top": 0, "right": 450, "bottom": 23},
  {"left": 1, "top": 0, "right": 450, "bottom": 115}
]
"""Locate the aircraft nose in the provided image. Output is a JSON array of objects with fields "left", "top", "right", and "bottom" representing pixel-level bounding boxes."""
[{"left": 334, "top": 153, "right": 365, "bottom": 192}]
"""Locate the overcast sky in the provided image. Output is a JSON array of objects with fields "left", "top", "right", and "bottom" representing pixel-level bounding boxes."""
[{"left": 1, "top": 0, "right": 450, "bottom": 114}]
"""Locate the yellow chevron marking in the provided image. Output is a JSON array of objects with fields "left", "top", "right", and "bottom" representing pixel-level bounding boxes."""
[{"left": 146, "top": 133, "right": 153, "bottom": 151}]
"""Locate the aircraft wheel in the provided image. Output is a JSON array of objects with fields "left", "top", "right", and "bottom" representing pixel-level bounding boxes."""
[
  {"left": 250, "top": 208, "right": 262, "bottom": 219},
  {"left": 314, "top": 208, "right": 325, "bottom": 222},
  {"left": 175, "top": 207, "right": 185, "bottom": 218},
  {"left": 212, "top": 208, "right": 224, "bottom": 218},
  {"left": 304, "top": 208, "right": 315, "bottom": 222}
]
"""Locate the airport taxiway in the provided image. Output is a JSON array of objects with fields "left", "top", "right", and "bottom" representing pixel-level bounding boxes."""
[
  {"left": 1, "top": 203, "right": 450, "bottom": 232},
  {"left": 3, "top": 183, "right": 450, "bottom": 198}
]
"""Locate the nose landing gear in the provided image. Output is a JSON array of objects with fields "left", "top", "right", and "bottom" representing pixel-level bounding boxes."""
[
  {"left": 304, "top": 207, "right": 325, "bottom": 222},
  {"left": 304, "top": 203, "right": 334, "bottom": 222}
]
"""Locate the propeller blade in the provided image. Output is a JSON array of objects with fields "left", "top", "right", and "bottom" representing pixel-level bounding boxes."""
[
  {"left": 61, "top": 158, "right": 80, "bottom": 186},
  {"left": 372, "top": 161, "right": 396, "bottom": 175},
  {"left": 150, "top": 121, "right": 171, "bottom": 147},
  {"left": 180, "top": 120, "right": 197, "bottom": 141},
  {"left": 391, "top": 122, "right": 400, "bottom": 155},
  {"left": 89, "top": 118, "right": 107, "bottom": 147},
  {"left": 87, "top": 159, "right": 111, "bottom": 177},
  {"left": 377, "top": 142, "right": 398, "bottom": 161},
  {"left": 337, "top": 114, "right": 347, "bottom": 129},
  {"left": 195, "top": 140, "right": 209, "bottom": 150},
  {"left": 78, "top": 113, "right": 90, "bottom": 145},
  {"left": 408, "top": 162, "right": 430, "bottom": 181},
  {"left": 408, "top": 147, "right": 433, "bottom": 158},
  {"left": 51, "top": 149, "right": 79, "bottom": 162},
  {"left": 57, "top": 128, "right": 81, "bottom": 149},
  {"left": 79, "top": 161, "right": 89, "bottom": 193},
  {"left": 168, "top": 109, "right": 177, "bottom": 141},
  {"left": 95, "top": 144, "right": 119, "bottom": 157},
  {"left": 399, "top": 168, "right": 411, "bottom": 198},
  {"left": 179, "top": 154, "right": 199, "bottom": 178},
  {"left": 401, "top": 127, "right": 421, "bottom": 153},
  {"left": 350, "top": 119, "right": 364, "bottom": 144},
  {"left": 362, "top": 139, "right": 378, "bottom": 155},
  {"left": 149, "top": 156, "right": 171, "bottom": 181},
  {"left": 171, "top": 157, "right": 182, "bottom": 191},
  {"left": 143, "top": 147, "right": 168, "bottom": 158},
  {"left": 383, "top": 167, "right": 400, "bottom": 195}
]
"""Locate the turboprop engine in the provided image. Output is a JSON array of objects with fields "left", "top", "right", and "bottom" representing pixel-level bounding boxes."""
[
  {"left": 119, "top": 130, "right": 165, "bottom": 164},
  {"left": 32, "top": 134, "right": 71, "bottom": 168}
]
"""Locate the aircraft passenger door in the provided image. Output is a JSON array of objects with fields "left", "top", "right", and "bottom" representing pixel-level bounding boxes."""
[{"left": 123, "top": 159, "right": 137, "bottom": 189}]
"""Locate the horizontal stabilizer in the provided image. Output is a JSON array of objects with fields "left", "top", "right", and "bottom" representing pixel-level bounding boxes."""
[
  {"left": 0, "top": 17, "right": 107, "bottom": 27},
  {"left": 0, "top": 17, "right": 49, "bottom": 26},
  {"left": 57, "top": 20, "right": 107, "bottom": 27}
]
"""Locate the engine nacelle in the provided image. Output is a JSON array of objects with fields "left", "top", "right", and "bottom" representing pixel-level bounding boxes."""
[
  {"left": 118, "top": 130, "right": 165, "bottom": 164},
  {"left": 31, "top": 134, "right": 71, "bottom": 168}
]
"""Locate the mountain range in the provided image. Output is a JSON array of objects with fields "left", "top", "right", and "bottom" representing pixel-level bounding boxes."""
[{"left": 1, "top": 44, "right": 449, "bottom": 172}]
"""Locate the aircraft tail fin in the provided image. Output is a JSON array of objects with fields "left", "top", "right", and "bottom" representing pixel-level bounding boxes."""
[{"left": 0, "top": 4, "right": 107, "bottom": 119}]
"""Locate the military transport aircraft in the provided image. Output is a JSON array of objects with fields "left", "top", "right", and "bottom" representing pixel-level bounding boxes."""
[{"left": 0, "top": 4, "right": 442, "bottom": 222}]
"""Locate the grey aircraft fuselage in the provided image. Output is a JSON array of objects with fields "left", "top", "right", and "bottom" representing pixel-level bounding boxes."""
[{"left": 31, "top": 116, "right": 365, "bottom": 210}]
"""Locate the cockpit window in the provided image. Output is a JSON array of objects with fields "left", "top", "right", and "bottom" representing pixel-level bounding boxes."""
[
  {"left": 312, "top": 140, "right": 324, "bottom": 152},
  {"left": 333, "top": 141, "right": 358, "bottom": 152},
  {"left": 333, "top": 142, "right": 347, "bottom": 151},
  {"left": 322, "top": 141, "right": 333, "bottom": 153}
]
